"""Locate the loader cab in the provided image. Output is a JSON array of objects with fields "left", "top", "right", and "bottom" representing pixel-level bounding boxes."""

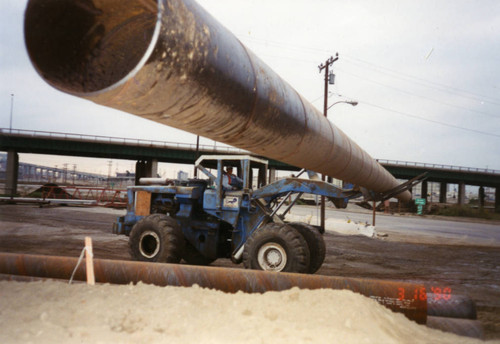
[
  {"left": 195, "top": 155, "right": 268, "bottom": 217},
  {"left": 195, "top": 155, "right": 268, "bottom": 191}
]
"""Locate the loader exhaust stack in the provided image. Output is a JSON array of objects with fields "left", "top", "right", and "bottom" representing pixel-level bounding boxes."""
[{"left": 24, "top": 0, "right": 411, "bottom": 201}]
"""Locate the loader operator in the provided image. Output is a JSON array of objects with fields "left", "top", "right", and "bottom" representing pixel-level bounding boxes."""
[{"left": 223, "top": 167, "right": 243, "bottom": 191}]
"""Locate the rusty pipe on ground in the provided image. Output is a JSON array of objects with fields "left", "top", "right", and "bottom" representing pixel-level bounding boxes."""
[
  {"left": 0, "top": 252, "right": 426, "bottom": 324},
  {"left": 24, "top": 0, "right": 410, "bottom": 201},
  {"left": 427, "top": 293, "right": 477, "bottom": 320},
  {"left": 426, "top": 317, "right": 484, "bottom": 339}
]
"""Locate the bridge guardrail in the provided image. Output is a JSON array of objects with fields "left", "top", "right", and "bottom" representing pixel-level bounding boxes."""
[
  {"left": 377, "top": 159, "right": 500, "bottom": 175},
  {"left": 0, "top": 128, "right": 248, "bottom": 154}
]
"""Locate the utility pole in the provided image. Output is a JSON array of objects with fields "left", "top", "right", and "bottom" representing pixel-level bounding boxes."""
[{"left": 318, "top": 53, "right": 339, "bottom": 232}]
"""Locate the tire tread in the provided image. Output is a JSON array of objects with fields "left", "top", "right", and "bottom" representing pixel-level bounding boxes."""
[
  {"left": 129, "top": 214, "right": 184, "bottom": 263},
  {"left": 243, "top": 222, "right": 310, "bottom": 273}
]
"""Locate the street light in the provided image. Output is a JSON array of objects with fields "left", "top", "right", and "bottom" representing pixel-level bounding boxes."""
[
  {"left": 9, "top": 93, "right": 14, "bottom": 132},
  {"left": 327, "top": 100, "right": 358, "bottom": 111}
]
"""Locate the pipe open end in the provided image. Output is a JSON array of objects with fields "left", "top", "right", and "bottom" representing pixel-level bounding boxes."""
[{"left": 24, "top": 0, "right": 160, "bottom": 95}]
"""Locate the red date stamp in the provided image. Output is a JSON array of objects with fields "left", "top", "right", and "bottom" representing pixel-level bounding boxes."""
[{"left": 398, "top": 286, "right": 452, "bottom": 301}]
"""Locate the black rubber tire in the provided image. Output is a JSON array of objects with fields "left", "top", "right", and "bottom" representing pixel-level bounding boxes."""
[
  {"left": 243, "top": 223, "right": 310, "bottom": 273},
  {"left": 288, "top": 222, "right": 326, "bottom": 274},
  {"left": 182, "top": 241, "right": 216, "bottom": 266},
  {"left": 129, "top": 214, "right": 184, "bottom": 263}
]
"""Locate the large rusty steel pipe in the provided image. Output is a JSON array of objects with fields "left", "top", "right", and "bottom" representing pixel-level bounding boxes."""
[
  {"left": 0, "top": 252, "right": 426, "bottom": 323},
  {"left": 24, "top": 0, "right": 411, "bottom": 201},
  {"left": 426, "top": 317, "right": 484, "bottom": 339}
]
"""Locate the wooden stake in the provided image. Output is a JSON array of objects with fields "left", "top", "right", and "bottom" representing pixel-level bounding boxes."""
[{"left": 84, "top": 237, "right": 95, "bottom": 285}]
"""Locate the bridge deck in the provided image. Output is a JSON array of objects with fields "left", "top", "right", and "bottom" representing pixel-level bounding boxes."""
[{"left": 1, "top": 128, "right": 499, "bottom": 187}]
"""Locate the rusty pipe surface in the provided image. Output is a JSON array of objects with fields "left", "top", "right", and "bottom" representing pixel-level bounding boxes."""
[
  {"left": 24, "top": 0, "right": 411, "bottom": 201},
  {"left": 0, "top": 252, "right": 426, "bottom": 323},
  {"left": 427, "top": 293, "right": 477, "bottom": 320},
  {"left": 426, "top": 316, "right": 484, "bottom": 339}
]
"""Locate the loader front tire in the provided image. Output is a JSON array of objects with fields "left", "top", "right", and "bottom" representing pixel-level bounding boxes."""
[
  {"left": 288, "top": 222, "right": 326, "bottom": 274},
  {"left": 129, "top": 214, "right": 184, "bottom": 263},
  {"left": 243, "top": 223, "right": 310, "bottom": 273}
]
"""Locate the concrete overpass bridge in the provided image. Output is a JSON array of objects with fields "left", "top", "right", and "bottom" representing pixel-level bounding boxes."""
[
  {"left": 378, "top": 159, "right": 500, "bottom": 206},
  {"left": 1, "top": 128, "right": 499, "bottom": 208}
]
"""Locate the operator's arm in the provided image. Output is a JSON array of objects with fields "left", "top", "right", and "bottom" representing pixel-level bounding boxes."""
[
  {"left": 231, "top": 174, "right": 243, "bottom": 189},
  {"left": 222, "top": 174, "right": 232, "bottom": 190}
]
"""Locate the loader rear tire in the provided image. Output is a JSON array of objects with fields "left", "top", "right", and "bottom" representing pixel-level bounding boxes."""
[
  {"left": 288, "top": 222, "right": 326, "bottom": 274},
  {"left": 129, "top": 214, "right": 184, "bottom": 263},
  {"left": 182, "top": 241, "right": 216, "bottom": 266},
  {"left": 243, "top": 223, "right": 310, "bottom": 273}
]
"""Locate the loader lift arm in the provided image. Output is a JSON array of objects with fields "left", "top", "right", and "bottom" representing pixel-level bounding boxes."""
[{"left": 252, "top": 178, "right": 361, "bottom": 203}]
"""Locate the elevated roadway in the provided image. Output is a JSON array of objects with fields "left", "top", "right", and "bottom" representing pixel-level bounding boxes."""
[
  {"left": 378, "top": 159, "right": 500, "bottom": 187},
  {"left": 1, "top": 128, "right": 499, "bottom": 206}
]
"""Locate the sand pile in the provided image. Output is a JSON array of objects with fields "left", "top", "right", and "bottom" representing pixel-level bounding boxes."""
[{"left": 0, "top": 280, "right": 491, "bottom": 344}]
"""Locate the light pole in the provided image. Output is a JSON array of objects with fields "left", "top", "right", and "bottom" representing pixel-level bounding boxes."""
[
  {"left": 9, "top": 94, "right": 14, "bottom": 132},
  {"left": 326, "top": 99, "right": 360, "bottom": 221}
]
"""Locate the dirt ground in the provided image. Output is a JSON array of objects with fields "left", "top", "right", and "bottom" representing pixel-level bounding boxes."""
[{"left": 0, "top": 204, "right": 499, "bottom": 340}]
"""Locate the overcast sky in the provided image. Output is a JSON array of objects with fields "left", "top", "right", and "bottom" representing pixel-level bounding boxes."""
[{"left": 1, "top": 0, "right": 499, "bottom": 175}]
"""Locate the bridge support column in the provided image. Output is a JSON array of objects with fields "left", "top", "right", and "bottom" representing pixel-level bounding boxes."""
[
  {"left": 258, "top": 165, "right": 267, "bottom": 188},
  {"left": 5, "top": 150, "right": 19, "bottom": 197},
  {"left": 135, "top": 159, "right": 158, "bottom": 185},
  {"left": 478, "top": 186, "right": 485, "bottom": 208},
  {"left": 439, "top": 183, "right": 447, "bottom": 204},
  {"left": 268, "top": 168, "right": 276, "bottom": 184},
  {"left": 458, "top": 182, "right": 466, "bottom": 205},
  {"left": 421, "top": 181, "right": 428, "bottom": 202},
  {"left": 495, "top": 187, "right": 500, "bottom": 212}
]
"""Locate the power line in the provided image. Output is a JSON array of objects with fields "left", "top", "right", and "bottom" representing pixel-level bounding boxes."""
[
  {"left": 254, "top": 48, "right": 500, "bottom": 119},
  {"left": 337, "top": 67, "right": 500, "bottom": 119},
  {"left": 237, "top": 34, "right": 500, "bottom": 136},
  {"left": 237, "top": 33, "right": 500, "bottom": 106},
  {"left": 250, "top": 49, "right": 500, "bottom": 134},
  {"left": 342, "top": 55, "right": 500, "bottom": 106},
  {"left": 359, "top": 100, "right": 500, "bottom": 138}
]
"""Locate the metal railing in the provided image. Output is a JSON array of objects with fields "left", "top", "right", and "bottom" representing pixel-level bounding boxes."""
[
  {"left": 377, "top": 159, "right": 500, "bottom": 175},
  {"left": 39, "top": 185, "right": 128, "bottom": 207},
  {"left": 0, "top": 128, "right": 248, "bottom": 154}
]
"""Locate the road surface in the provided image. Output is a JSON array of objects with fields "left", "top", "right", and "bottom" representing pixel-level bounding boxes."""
[{"left": 287, "top": 205, "right": 500, "bottom": 246}]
